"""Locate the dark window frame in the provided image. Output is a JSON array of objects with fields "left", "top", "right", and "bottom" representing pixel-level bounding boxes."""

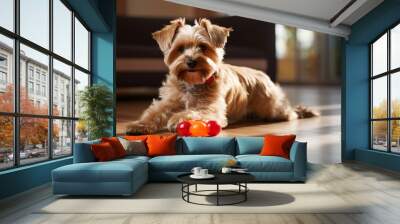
[
  {"left": 370, "top": 21, "right": 400, "bottom": 154},
  {"left": 0, "top": 0, "right": 92, "bottom": 171}
]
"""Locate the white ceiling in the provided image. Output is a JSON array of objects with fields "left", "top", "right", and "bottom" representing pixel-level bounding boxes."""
[
  {"left": 226, "top": 0, "right": 352, "bottom": 22},
  {"left": 166, "top": 0, "right": 384, "bottom": 38}
]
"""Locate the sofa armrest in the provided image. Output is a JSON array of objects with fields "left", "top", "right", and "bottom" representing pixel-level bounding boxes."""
[
  {"left": 73, "top": 140, "right": 100, "bottom": 163},
  {"left": 289, "top": 141, "right": 307, "bottom": 181}
]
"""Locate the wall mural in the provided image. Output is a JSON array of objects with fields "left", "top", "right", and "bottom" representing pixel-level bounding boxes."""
[
  {"left": 116, "top": 0, "right": 342, "bottom": 163},
  {"left": 125, "top": 18, "right": 318, "bottom": 135}
]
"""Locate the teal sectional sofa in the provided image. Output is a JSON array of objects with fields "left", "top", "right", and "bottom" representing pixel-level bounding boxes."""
[{"left": 52, "top": 137, "right": 307, "bottom": 196}]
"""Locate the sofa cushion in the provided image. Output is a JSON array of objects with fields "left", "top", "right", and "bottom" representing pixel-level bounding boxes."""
[
  {"left": 260, "top": 134, "right": 296, "bottom": 159},
  {"left": 101, "top": 137, "right": 127, "bottom": 158},
  {"left": 149, "top": 154, "right": 235, "bottom": 172},
  {"left": 177, "top": 137, "right": 236, "bottom": 155},
  {"left": 53, "top": 158, "right": 147, "bottom": 183},
  {"left": 91, "top": 142, "right": 118, "bottom": 161},
  {"left": 236, "top": 155, "right": 293, "bottom": 172},
  {"left": 236, "top": 137, "right": 264, "bottom": 155},
  {"left": 147, "top": 134, "right": 177, "bottom": 157},
  {"left": 116, "top": 155, "right": 150, "bottom": 163},
  {"left": 73, "top": 140, "right": 100, "bottom": 163},
  {"left": 118, "top": 137, "right": 147, "bottom": 156}
]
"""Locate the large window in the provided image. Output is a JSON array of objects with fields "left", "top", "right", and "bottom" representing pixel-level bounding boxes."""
[
  {"left": 0, "top": 0, "right": 91, "bottom": 170},
  {"left": 370, "top": 22, "right": 400, "bottom": 153}
]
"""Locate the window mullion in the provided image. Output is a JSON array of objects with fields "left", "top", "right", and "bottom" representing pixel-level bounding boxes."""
[
  {"left": 370, "top": 45, "right": 373, "bottom": 149},
  {"left": 388, "top": 30, "right": 391, "bottom": 152},
  {"left": 71, "top": 10, "right": 76, "bottom": 155},
  {"left": 13, "top": 0, "right": 21, "bottom": 167},
  {"left": 48, "top": 0, "right": 54, "bottom": 160}
]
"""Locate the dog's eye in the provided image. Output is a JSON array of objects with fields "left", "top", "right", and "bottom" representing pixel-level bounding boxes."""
[
  {"left": 198, "top": 44, "right": 208, "bottom": 52},
  {"left": 177, "top": 45, "right": 185, "bottom": 53}
]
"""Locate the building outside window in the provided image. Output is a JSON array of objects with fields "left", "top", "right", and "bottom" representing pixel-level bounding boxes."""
[
  {"left": 35, "top": 83, "right": 40, "bottom": 95},
  {"left": 41, "top": 73, "right": 46, "bottom": 83},
  {"left": 0, "top": 71, "right": 7, "bottom": 85},
  {"left": 0, "top": 54, "right": 7, "bottom": 67},
  {"left": 0, "top": 0, "right": 91, "bottom": 170},
  {"left": 370, "top": 22, "right": 400, "bottom": 153},
  {"left": 41, "top": 85, "right": 46, "bottom": 97},
  {"left": 54, "top": 89, "right": 58, "bottom": 104},
  {"left": 28, "top": 66, "right": 34, "bottom": 80},
  {"left": 28, "top": 81, "right": 34, "bottom": 94},
  {"left": 0, "top": 54, "right": 7, "bottom": 91},
  {"left": 35, "top": 70, "right": 40, "bottom": 81}
]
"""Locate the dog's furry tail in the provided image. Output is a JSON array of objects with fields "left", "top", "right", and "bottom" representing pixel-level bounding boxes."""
[{"left": 295, "top": 105, "right": 320, "bottom": 119}]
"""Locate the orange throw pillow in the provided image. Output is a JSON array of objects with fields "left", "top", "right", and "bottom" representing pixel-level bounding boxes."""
[
  {"left": 91, "top": 142, "right": 117, "bottom": 161},
  {"left": 101, "top": 137, "right": 126, "bottom": 158},
  {"left": 260, "top": 134, "right": 296, "bottom": 159},
  {"left": 146, "top": 134, "right": 177, "bottom": 157}
]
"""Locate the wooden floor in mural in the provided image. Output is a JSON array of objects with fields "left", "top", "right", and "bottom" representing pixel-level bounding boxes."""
[{"left": 117, "top": 85, "right": 341, "bottom": 164}]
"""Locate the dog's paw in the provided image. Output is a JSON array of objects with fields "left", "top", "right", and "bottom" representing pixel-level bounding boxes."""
[
  {"left": 125, "top": 121, "right": 158, "bottom": 135},
  {"left": 125, "top": 121, "right": 146, "bottom": 135},
  {"left": 166, "top": 116, "right": 185, "bottom": 132}
]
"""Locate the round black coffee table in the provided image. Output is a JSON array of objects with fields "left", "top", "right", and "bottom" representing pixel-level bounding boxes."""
[{"left": 177, "top": 173, "right": 255, "bottom": 206}]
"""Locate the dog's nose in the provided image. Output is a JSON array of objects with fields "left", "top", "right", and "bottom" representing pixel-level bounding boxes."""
[{"left": 186, "top": 59, "right": 197, "bottom": 68}]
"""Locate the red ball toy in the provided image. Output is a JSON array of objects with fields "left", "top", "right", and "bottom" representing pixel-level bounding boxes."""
[
  {"left": 176, "top": 121, "right": 192, "bottom": 136},
  {"left": 206, "top": 120, "right": 221, "bottom": 136}
]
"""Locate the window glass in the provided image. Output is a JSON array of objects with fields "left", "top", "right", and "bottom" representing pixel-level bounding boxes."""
[
  {"left": 20, "top": 0, "right": 49, "bottom": 49},
  {"left": 391, "top": 120, "right": 400, "bottom": 153},
  {"left": 74, "top": 18, "right": 89, "bottom": 70},
  {"left": 391, "top": 24, "right": 400, "bottom": 70},
  {"left": 391, "top": 72, "right": 400, "bottom": 118},
  {"left": 0, "top": 116, "right": 13, "bottom": 170},
  {"left": 74, "top": 69, "right": 89, "bottom": 118},
  {"left": 75, "top": 120, "right": 88, "bottom": 143},
  {"left": 53, "top": 59, "right": 72, "bottom": 117},
  {"left": 19, "top": 117, "right": 49, "bottom": 165},
  {"left": 0, "top": 34, "right": 14, "bottom": 112},
  {"left": 53, "top": 0, "right": 72, "bottom": 60},
  {"left": 53, "top": 119, "right": 72, "bottom": 157},
  {"left": 372, "top": 34, "right": 387, "bottom": 76},
  {"left": 372, "top": 121, "right": 388, "bottom": 151},
  {"left": 20, "top": 44, "right": 49, "bottom": 115},
  {"left": 0, "top": 0, "right": 14, "bottom": 31},
  {"left": 372, "top": 76, "right": 387, "bottom": 119}
]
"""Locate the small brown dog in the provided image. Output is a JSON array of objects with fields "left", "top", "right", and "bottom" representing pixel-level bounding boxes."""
[{"left": 126, "top": 18, "right": 318, "bottom": 134}]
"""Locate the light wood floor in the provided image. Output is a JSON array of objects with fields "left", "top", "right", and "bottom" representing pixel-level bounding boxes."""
[
  {"left": 1, "top": 162, "right": 400, "bottom": 224},
  {"left": 117, "top": 85, "right": 342, "bottom": 164}
]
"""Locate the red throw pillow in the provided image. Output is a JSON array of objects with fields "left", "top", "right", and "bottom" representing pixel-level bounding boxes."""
[
  {"left": 91, "top": 142, "right": 117, "bottom": 161},
  {"left": 146, "top": 134, "right": 177, "bottom": 157},
  {"left": 101, "top": 137, "right": 126, "bottom": 158},
  {"left": 260, "top": 134, "right": 296, "bottom": 159},
  {"left": 124, "top": 135, "right": 148, "bottom": 141}
]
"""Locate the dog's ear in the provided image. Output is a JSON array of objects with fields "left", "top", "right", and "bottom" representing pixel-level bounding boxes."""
[
  {"left": 198, "top": 18, "right": 233, "bottom": 48},
  {"left": 152, "top": 18, "right": 185, "bottom": 53}
]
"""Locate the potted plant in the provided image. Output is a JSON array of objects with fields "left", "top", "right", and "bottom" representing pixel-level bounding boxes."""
[{"left": 79, "top": 84, "right": 113, "bottom": 140}]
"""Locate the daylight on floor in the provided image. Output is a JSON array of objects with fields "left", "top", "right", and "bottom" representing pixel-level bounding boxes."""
[{"left": 1, "top": 0, "right": 400, "bottom": 224}]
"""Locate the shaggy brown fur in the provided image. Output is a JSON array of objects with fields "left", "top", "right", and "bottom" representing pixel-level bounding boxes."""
[{"left": 126, "top": 18, "right": 318, "bottom": 134}]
